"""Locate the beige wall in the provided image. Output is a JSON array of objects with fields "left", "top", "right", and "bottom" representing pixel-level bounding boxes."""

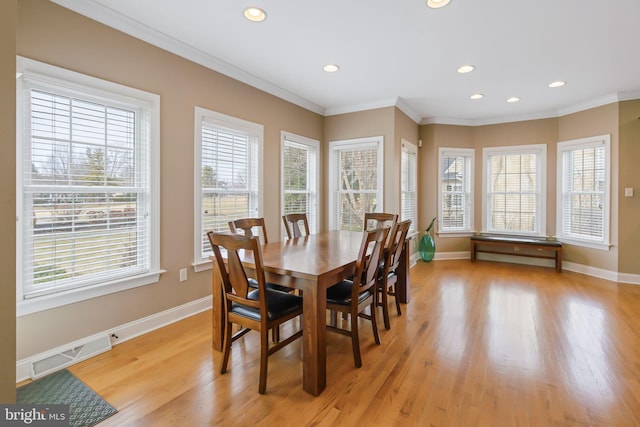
[
  {"left": 322, "top": 107, "right": 396, "bottom": 230},
  {"left": 419, "top": 124, "right": 474, "bottom": 253},
  {"left": 393, "top": 108, "right": 420, "bottom": 212},
  {"left": 618, "top": 100, "right": 640, "bottom": 274},
  {"left": 558, "top": 104, "right": 619, "bottom": 271},
  {"left": 1, "top": 0, "right": 17, "bottom": 404},
  {"left": 15, "top": 0, "right": 323, "bottom": 360},
  {"left": 473, "top": 118, "right": 559, "bottom": 238},
  {"left": 8, "top": 0, "right": 640, "bottom": 379},
  {"left": 418, "top": 108, "right": 629, "bottom": 272},
  {"left": 322, "top": 107, "right": 420, "bottom": 230}
]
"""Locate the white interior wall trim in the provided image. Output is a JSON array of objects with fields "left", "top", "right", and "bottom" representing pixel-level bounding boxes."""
[{"left": 16, "top": 296, "right": 212, "bottom": 382}]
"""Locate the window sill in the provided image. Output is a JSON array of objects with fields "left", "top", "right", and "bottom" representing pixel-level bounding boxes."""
[
  {"left": 193, "top": 260, "right": 212, "bottom": 273},
  {"left": 17, "top": 270, "right": 166, "bottom": 317},
  {"left": 558, "top": 237, "right": 612, "bottom": 251},
  {"left": 437, "top": 231, "right": 474, "bottom": 238}
]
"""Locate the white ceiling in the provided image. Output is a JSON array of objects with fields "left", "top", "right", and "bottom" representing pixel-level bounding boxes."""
[{"left": 53, "top": 0, "right": 640, "bottom": 125}]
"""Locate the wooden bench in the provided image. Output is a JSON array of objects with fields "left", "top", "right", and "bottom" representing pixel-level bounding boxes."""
[{"left": 470, "top": 234, "right": 563, "bottom": 272}]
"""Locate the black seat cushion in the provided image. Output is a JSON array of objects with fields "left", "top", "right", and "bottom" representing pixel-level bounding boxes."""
[
  {"left": 230, "top": 289, "right": 302, "bottom": 321},
  {"left": 326, "top": 280, "right": 372, "bottom": 306},
  {"left": 248, "top": 278, "right": 293, "bottom": 293}
]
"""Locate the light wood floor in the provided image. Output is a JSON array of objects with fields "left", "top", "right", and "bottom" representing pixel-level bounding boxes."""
[{"left": 65, "top": 260, "right": 640, "bottom": 426}]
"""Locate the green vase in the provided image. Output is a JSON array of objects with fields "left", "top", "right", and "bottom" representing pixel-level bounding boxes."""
[{"left": 419, "top": 234, "right": 435, "bottom": 262}]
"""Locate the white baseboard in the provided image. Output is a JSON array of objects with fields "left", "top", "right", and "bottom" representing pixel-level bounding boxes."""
[
  {"left": 563, "top": 261, "right": 640, "bottom": 285},
  {"left": 17, "top": 295, "right": 212, "bottom": 383},
  {"left": 434, "top": 251, "right": 469, "bottom": 261},
  {"left": 106, "top": 296, "right": 211, "bottom": 345},
  {"left": 431, "top": 251, "right": 640, "bottom": 285},
  {"left": 617, "top": 272, "right": 640, "bottom": 285}
]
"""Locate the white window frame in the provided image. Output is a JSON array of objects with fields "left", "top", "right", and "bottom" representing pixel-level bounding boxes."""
[
  {"left": 328, "top": 136, "right": 384, "bottom": 231},
  {"left": 193, "top": 107, "right": 263, "bottom": 271},
  {"left": 16, "top": 56, "right": 162, "bottom": 316},
  {"left": 556, "top": 134, "right": 611, "bottom": 250},
  {"left": 438, "top": 147, "right": 474, "bottom": 237},
  {"left": 281, "top": 131, "right": 319, "bottom": 237},
  {"left": 401, "top": 139, "right": 418, "bottom": 234},
  {"left": 482, "top": 144, "right": 547, "bottom": 237}
]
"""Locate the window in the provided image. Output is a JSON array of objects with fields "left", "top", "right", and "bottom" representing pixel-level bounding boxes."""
[
  {"left": 194, "top": 107, "right": 262, "bottom": 268},
  {"left": 438, "top": 147, "right": 474, "bottom": 234},
  {"left": 401, "top": 140, "right": 418, "bottom": 234},
  {"left": 329, "top": 137, "right": 384, "bottom": 231},
  {"left": 16, "top": 57, "right": 161, "bottom": 315},
  {"left": 557, "top": 135, "right": 610, "bottom": 249},
  {"left": 281, "top": 132, "right": 319, "bottom": 236},
  {"left": 483, "top": 144, "right": 546, "bottom": 236}
]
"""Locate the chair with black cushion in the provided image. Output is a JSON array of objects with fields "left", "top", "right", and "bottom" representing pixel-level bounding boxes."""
[
  {"left": 228, "top": 217, "right": 293, "bottom": 342},
  {"left": 377, "top": 219, "right": 411, "bottom": 330},
  {"left": 326, "top": 227, "right": 389, "bottom": 368},
  {"left": 282, "top": 213, "right": 310, "bottom": 239},
  {"left": 228, "top": 217, "right": 269, "bottom": 244},
  {"left": 207, "top": 231, "right": 303, "bottom": 394}
]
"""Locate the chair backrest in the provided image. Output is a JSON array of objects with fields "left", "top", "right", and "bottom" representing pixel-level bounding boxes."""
[
  {"left": 385, "top": 220, "right": 412, "bottom": 275},
  {"left": 351, "top": 227, "right": 389, "bottom": 298},
  {"left": 364, "top": 212, "right": 398, "bottom": 231},
  {"left": 282, "top": 213, "right": 310, "bottom": 239},
  {"left": 364, "top": 212, "right": 398, "bottom": 247},
  {"left": 208, "top": 231, "right": 267, "bottom": 313},
  {"left": 228, "top": 217, "right": 268, "bottom": 244}
]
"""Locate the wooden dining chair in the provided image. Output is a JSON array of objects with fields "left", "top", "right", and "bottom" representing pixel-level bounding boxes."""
[
  {"left": 228, "top": 217, "right": 269, "bottom": 244},
  {"left": 282, "top": 213, "right": 310, "bottom": 239},
  {"left": 326, "top": 227, "right": 389, "bottom": 368},
  {"left": 207, "top": 231, "right": 303, "bottom": 394},
  {"left": 377, "top": 219, "right": 411, "bottom": 329},
  {"left": 228, "top": 217, "right": 294, "bottom": 342}
]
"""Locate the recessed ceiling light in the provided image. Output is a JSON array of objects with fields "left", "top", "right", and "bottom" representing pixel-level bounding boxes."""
[
  {"left": 457, "top": 65, "right": 475, "bottom": 74},
  {"left": 470, "top": 93, "right": 484, "bottom": 100},
  {"left": 548, "top": 81, "right": 566, "bottom": 88},
  {"left": 244, "top": 7, "right": 267, "bottom": 22},
  {"left": 506, "top": 97, "right": 521, "bottom": 103},
  {"left": 427, "top": 0, "right": 451, "bottom": 8},
  {"left": 323, "top": 64, "right": 340, "bottom": 73}
]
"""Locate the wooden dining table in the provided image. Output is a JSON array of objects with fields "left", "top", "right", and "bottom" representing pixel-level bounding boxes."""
[{"left": 210, "top": 230, "right": 410, "bottom": 396}]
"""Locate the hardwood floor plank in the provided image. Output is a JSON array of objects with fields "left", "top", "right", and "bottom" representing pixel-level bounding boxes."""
[{"left": 55, "top": 259, "right": 640, "bottom": 426}]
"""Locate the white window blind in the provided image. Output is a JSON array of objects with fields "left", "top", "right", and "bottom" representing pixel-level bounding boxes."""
[
  {"left": 17, "top": 60, "right": 160, "bottom": 306},
  {"left": 195, "top": 108, "right": 262, "bottom": 265},
  {"left": 282, "top": 132, "right": 319, "bottom": 235},
  {"left": 557, "top": 135, "right": 610, "bottom": 248},
  {"left": 401, "top": 141, "right": 418, "bottom": 233},
  {"left": 483, "top": 144, "right": 546, "bottom": 236},
  {"left": 439, "top": 148, "right": 474, "bottom": 233},
  {"left": 329, "top": 137, "right": 384, "bottom": 231}
]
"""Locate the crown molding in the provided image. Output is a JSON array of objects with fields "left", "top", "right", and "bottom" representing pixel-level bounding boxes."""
[
  {"left": 324, "top": 97, "right": 421, "bottom": 124},
  {"left": 324, "top": 98, "right": 398, "bottom": 117},
  {"left": 46, "top": 1, "right": 640, "bottom": 125},
  {"left": 555, "top": 93, "right": 620, "bottom": 117},
  {"left": 49, "top": 0, "right": 326, "bottom": 116},
  {"left": 423, "top": 91, "right": 640, "bottom": 126},
  {"left": 394, "top": 97, "right": 421, "bottom": 124}
]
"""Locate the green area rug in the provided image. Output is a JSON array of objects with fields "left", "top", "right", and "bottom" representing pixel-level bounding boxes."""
[{"left": 17, "top": 369, "right": 117, "bottom": 426}]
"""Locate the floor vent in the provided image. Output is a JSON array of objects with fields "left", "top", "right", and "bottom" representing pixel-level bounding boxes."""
[{"left": 30, "top": 334, "right": 112, "bottom": 379}]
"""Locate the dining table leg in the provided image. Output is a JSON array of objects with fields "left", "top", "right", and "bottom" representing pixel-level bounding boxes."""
[{"left": 301, "top": 281, "right": 326, "bottom": 396}]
